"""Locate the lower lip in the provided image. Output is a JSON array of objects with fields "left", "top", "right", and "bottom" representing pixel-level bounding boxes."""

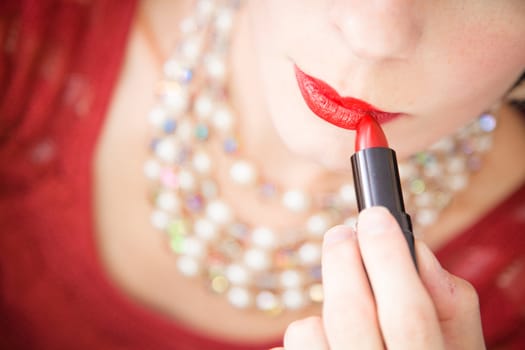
[{"left": 294, "top": 65, "right": 401, "bottom": 130}]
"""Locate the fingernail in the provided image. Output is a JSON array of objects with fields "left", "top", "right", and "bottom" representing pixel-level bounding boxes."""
[
  {"left": 357, "top": 206, "right": 392, "bottom": 235},
  {"left": 323, "top": 225, "right": 355, "bottom": 246}
]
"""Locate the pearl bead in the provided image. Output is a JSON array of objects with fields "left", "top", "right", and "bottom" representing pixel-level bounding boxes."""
[
  {"left": 282, "top": 190, "right": 310, "bottom": 212},
  {"left": 230, "top": 160, "right": 256, "bottom": 185},
  {"left": 192, "top": 151, "right": 211, "bottom": 174},
  {"left": 339, "top": 184, "right": 356, "bottom": 205},
  {"left": 176, "top": 120, "right": 193, "bottom": 142},
  {"left": 398, "top": 163, "right": 417, "bottom": 181},
  {"left": 148, "top": 105, "right": 166, "bottom": 127},
  {"left": 306, "top": 214, "right": 329, "bottom": 237},
  {"left": 181, "top": 237, "right": 206, "bottom": 258},
  {"left": 227, "top": 287, "right": 251, "bottom": 309},
  {"left": 251, "top": 227, "right": 276, "bottom": 250},
  {"left": 256, "top": 291, "right": 279, "bottom": 311},
  {"left": 177, "top": 256, "right": 200, "bottom": 277},
  {"left": 298, "top": 242, "right": 321, "bottom": 265},
  {"left": 212, "top": 105, "right": 234, "bottom": 133},
  {"left": 206, "top": 200, "right": 232, "bottom": 225},
  {"left": 416, "top": 209, "right": 438, "bottom": 227},
  {"left": 194, "top": 93, "right": 214, "bottom": 120},
  {"left": 280, "top": 270, "right": 302, "bottom": 289},
  {"left": 178, "top": 170, "right": 196, "bottom": 191},
  {"left": 448, "top": 174, "right": 468, "bottom": 191},
  {"left": 156, "top": 192, "right": 180, "bottom": 213},
  {"left": 205, "top": 54, "right": 226, "bottom": 81},
  {"left": 161, "top": 84, "right": 189, "bottom": 115},
  {"left": 194, "top": 218, "right": 218, "bottom": 241},
  {"left": 214, "top": 8, "right": 234, "bottom": 34},
  {"left": 226, "top": 264, "right": 250, "bottom": 286},
  {"left": 430, "top": 136, "right": 455, "bottom": 152},
  {"left": 446, "top": 156, "right": 466, "bottom": 173},
  {"left": 281, "top": 289, "right": 305, "bottom": 310},
  {"left": 344, "top": 216, "right": 358, "bottom": 231},
  {"left": 308, "top": 283, "right": 324, "bottom": 303},
  {"left": 150, "top": 210, "right": 170, "bottom": 230},
  {"left": 143, "top": 159, "right": 161, "bottom": 180},
  {"left": 244, "top": 248, "right": 270, "bottom": 271},
  {"left": 155, "top": 138, "right": 178, "bottom": 163},
  {"left": 181, "top": 37, "right": 202, "bottom": 61}
]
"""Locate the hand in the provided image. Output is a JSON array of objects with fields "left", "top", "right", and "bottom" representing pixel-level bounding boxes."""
[{"left": 275, "top": 206, "right": 486, "bottom": 350}]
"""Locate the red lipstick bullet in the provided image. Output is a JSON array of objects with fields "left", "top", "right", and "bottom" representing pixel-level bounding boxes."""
[{"left": 351, "top": 115, "right": 417, "bottom": 267}]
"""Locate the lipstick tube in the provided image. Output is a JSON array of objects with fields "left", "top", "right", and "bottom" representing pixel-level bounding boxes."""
[{"left": 351, "top": 145, "right": 417, "bottom": 268}]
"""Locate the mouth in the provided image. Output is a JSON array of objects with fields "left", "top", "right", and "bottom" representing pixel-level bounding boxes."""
[{"left": 294, "top": 65, "right": 401, "bottom": 130}]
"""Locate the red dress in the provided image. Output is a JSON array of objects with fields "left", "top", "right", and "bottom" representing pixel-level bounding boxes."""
[{"left": 1, "top": 1, "right": 524, "bottom": 349}]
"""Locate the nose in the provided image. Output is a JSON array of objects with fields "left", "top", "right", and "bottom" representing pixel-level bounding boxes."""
[{"left": 329, "top": 0, "right": 424, "bottom": 60}]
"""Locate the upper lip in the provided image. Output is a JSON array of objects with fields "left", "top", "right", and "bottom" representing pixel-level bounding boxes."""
[{"left": 294, "top": 65, "right": 401, "bottom": 130}]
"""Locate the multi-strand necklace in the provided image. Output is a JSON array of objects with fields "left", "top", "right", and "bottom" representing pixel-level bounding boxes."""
[{"left": 143, "top": 0, "right": 497, "bottom": 315}]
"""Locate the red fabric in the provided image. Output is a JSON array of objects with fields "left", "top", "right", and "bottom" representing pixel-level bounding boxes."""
[{"left": 0, "top": 1, "right": 524, "bottom": 349}]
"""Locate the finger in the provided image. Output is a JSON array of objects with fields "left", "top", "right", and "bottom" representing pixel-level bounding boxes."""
[
  {"left": 357, "top": 207, "right": 444, "bottom": 350},
  {"left": 322, "top": 225, "right": 384, "bottom": 350},
  {"left": 283, "top": 316, "right": 329, "bottom": 350},
  {"left": 416, "top": 241, "right": 486, "bottom": 349}
]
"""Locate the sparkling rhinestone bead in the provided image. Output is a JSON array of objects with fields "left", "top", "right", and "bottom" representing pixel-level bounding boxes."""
[
  {"left": 160, "top": 168, "right": 179, "bottom": 189},
  {"left": 230, "top": 160, "right": 257, "bottom": 185},
  {"left": 282, "top": 190, "right": 310, "bottom": 212},
  {"left": 162, "top": 119, "right": 177, "bottom": 134},
  {"left": 478, "top": 113, "right": 496, "bottom": 132},
  {"left": 186, "top": 195, "right": 204, "bottom": 212},
  {"left": 227, "top": 286, "right": 251, "bottom": 309},
  {"left": 223, "top": 137, "right": 238, "bottom": 154},
  {"left": 209, "top": 275, "right": 229, "bottom": 294},
  {"left": 195, "top": 123, "right": 210, "bottom": 140},
  {"left": 201, "top": 180, "right": 218, "bottom": 199}
]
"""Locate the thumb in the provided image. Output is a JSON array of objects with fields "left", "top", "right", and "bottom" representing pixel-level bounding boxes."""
[{"left": 416, "top": 240, "right": 486, "bottom": 349}]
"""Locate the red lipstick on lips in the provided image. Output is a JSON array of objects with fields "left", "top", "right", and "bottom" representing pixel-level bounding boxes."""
[{"left": 294, "top": 65, "right": 400, "bottom": 130}]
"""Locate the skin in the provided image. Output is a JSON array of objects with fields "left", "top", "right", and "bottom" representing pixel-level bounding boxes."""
[{"left": 93, "top": 0, "right": 525, "bottom": 347}]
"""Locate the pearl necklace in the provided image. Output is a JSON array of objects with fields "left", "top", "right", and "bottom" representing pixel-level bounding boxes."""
[{"left": 143, "top": 0, "right": 497, "bottom": 314}]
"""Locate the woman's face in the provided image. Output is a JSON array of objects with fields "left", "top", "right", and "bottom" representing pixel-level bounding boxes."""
[{"left": 244, "top": 0, "right": 525, "bottom": 169}]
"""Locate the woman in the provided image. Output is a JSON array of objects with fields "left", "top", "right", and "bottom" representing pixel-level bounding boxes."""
[{"left": 0, "top": 0, "right": 524, "bottom": 349}]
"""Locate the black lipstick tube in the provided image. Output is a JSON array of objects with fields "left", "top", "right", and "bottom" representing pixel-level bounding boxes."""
[{"left": 351, "top": 147, "right": 417, "bottom": 268}]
